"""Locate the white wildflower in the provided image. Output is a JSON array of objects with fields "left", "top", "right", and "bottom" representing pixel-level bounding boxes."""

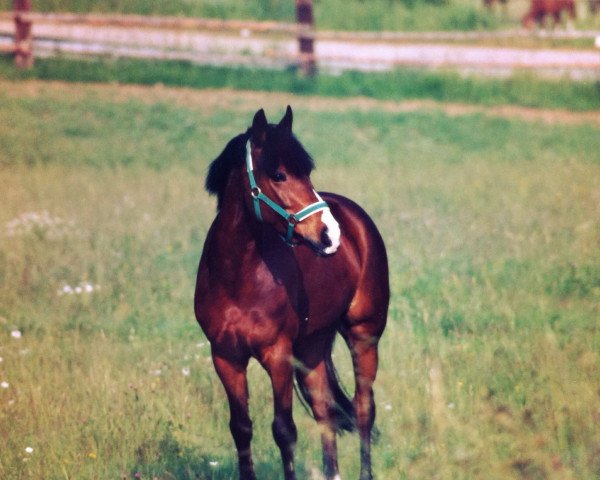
[
  {"left": 1, "top": 381, "right": 9, "bottom": 389},
  {"left": 209, "top": 461, "right": 219, "bottom": 467},
  {"left": 181, "top": 367, "right": 191, "bottom": 377},
  {"left": 25, "top": 447, "right": 33, "bottom": 454},
  {"left": 5, "top": 211, "right": 77, "bottom": 240},
  {"left": 11, "top": 330, "right": 22, "bottom": 339},
  {"left": 58, "top": 282, "right": 100, "bottom": 296}
]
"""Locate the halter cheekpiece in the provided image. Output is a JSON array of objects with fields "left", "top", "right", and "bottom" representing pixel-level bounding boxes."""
[{"left": 245, "top": 140, "right": 329, "bottom": 246}]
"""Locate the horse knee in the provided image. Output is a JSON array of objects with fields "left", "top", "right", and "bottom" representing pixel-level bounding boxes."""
[
  {"left": 230, "top": 417, "right": 253, "bottom": 449},
  {"left": 354, "top": 390, "right": 375, "bottom": 429},
  {"left": 272, "top": 414, "right": 297, "bottom": 448}
]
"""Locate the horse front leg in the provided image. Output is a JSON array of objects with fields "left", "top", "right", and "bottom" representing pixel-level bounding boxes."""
[
  {"left": 259, "top": 342, "right": 298, "bottom": 480},
  {"left": 212, "top": 353, "right": 256, "bottom": 480}
]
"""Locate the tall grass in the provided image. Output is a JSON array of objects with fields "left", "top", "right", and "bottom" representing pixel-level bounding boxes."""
[
  {"left": 0, "top": 0, "right": 504, "bottom": 31},
  {"left": 2, "top": 0, "right": 600, "bottom": 31},
  {"left": 1, "top": 80, "right": 599, "bottom": 479},
  {"left": 1, "top": 57, "right": 599, "bottom": 111}
]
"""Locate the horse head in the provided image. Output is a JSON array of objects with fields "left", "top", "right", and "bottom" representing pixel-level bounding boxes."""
[
  {"left": 245, "top": 106, "right": 340, "bottom": 255},
  {"left": 205, "top": 107, "right": 340, "bottom": 255}
]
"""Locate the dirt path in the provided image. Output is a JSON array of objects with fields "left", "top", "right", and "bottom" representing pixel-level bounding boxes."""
[{"left": 4, "top": 79, "right": 600, "bottom": 126}]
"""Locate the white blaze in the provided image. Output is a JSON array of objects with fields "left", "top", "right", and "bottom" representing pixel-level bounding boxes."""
[
  {"left": 321, "top": 208, "right": 341, "bottom": 255},
  {"left": 313, "top": 190, "right": 341, "bottom": 255}
]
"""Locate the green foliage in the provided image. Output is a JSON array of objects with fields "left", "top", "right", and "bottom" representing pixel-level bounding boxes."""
[
  {"left": 1, "top": 80, "right": 599, "bottom": 479},
  {"left": 0, "top": 0, "right": 296, "bottom": 20},
  {"left": 3, "top": 0, "right": 600, "bottom": 31},
  {"left": 0, "top": 0, "right": 499, "bottom": 31},
  {"left": 1, "top": 57, "right": 599, "bottom": 111}
]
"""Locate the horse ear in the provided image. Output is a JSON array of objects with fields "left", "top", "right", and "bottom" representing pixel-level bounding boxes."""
[
  {"left": 277, "top": 105, "right": 293, "bottom": 134},
  {"left": 251, "top": 108, "right": 268, "bottom": 144}
]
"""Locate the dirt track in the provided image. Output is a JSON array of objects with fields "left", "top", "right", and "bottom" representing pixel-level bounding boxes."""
[{"left": 5, "top": 79, "right": 600, "bottom": 126}]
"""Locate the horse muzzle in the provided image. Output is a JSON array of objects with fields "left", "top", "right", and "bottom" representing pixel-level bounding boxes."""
[{"left": 297, "top": 207, "right": 341, "bottom": 256}]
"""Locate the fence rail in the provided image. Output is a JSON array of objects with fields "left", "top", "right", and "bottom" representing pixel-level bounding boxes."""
[
  {"left": 2, "top": 10, "right": 599, "bottom": 41},
  {"left": 1, "top": 10, "right": 599, "bottom": 77}
]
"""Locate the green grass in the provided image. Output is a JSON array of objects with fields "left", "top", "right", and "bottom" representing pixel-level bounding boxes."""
[
  {"left": 3, "top": 0, "right": 600, "bottom": 31},
  {"left": 1, "top": 57, "right": 599, "bottom": 112},
  {"left": 0, "top": 0, "right": 504, "bottom": 31},
  {"left": 1, "top": 80, "right": 599, "bottom": 479}
]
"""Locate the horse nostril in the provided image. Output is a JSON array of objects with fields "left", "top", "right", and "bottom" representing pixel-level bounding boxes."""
[{"left": 320, "top": 227, "right": 332, "bottom": 248}]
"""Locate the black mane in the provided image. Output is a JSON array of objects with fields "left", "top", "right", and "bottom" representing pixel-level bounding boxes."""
[
  {"left": 205, "top": 125, "right": 315, "bottom": 210},
  {"left": 205, "top": 132, "right": 247, "bottom": 209}
]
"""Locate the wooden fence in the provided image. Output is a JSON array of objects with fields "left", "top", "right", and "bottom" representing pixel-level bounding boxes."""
[
  {"left": 1, "top": 4, "right": 599, "bottom": 76},
  {"left": 2, "top": 2, "right": 318, "bottom": 73}
]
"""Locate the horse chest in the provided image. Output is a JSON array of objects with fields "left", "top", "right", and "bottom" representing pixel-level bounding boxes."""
[{"left": 198, "top": 261, "right": 300, "bottom": 350}]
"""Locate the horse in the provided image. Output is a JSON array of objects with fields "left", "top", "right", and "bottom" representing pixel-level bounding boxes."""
[
  {"left": 522, "top": 0, "right": 576, "bottom": 28},
  {"left": 194, "top": 106, "right": 389, "bottom": 480}
]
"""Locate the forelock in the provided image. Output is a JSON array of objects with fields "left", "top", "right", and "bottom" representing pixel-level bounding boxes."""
[{"left": 263, "top": 126, "right": 314, "bottom": 176}]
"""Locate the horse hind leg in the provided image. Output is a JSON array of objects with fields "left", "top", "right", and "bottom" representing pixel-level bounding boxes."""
[
  {"left": 294, "top": 335, "right": 351, "bottom": 480},
  {"left": 296, "top": 360, "right": 340, "bottom": 479},
  {"left": 341, "top": 320, "right": 384, "bottom": 480},
  {"left": 212, "top": 353, "right": 256, "bottom": 480}
]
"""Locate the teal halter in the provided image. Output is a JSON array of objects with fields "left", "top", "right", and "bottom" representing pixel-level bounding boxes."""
[{"left": 245, "top": 140, "right": 330, "bottom": 245}]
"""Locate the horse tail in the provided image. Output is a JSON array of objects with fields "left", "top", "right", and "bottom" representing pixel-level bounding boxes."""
[
  {"left": 293, "top": 346, "right": 356, "bottom": 434},
  {"left": 325, "top": 353, "right": 357, "bottom": 433}
]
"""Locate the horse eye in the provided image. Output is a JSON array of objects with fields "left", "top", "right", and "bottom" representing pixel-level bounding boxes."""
[{"left": 271, "top": 172, "right": 287, "bottom": 183}]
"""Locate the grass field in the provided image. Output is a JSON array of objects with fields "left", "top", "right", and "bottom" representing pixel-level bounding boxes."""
[
  {"left": 2, "top": 0, "right": 600, "bottom": 31},
  {"left": 0, "top": 79, "right": 599, "bottom": 479},
  {"left": 2, "top": 57, "right": 600, "bottom": 113}
]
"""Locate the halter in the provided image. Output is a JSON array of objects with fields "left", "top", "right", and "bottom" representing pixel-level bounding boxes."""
[{"left": 245, "top": 140, "right": 330, "bottom": 246}]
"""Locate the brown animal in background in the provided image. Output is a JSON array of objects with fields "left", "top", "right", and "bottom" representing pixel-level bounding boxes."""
[{"left": 522, "top": 0, "right": 576, "bottom": 28}]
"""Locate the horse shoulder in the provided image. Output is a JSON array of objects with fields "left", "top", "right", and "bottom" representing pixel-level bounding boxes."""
[{"left": 319, "top": 192, "right": 390, "bottom": 334}]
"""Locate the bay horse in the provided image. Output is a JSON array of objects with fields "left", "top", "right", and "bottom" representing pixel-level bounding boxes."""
[
  {"left": 522, "top": 0, "right": 576, "bottom": 28},
  {"left": 194, "top": 107, "right": 389, "bottom": 480}
]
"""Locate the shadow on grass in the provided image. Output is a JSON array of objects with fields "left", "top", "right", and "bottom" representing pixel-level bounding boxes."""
[{"left": 129, "top": 428, "right": 309, "bottom": 479}]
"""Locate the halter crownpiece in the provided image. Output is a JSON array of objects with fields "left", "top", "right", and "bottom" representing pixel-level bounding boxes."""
[{"left": 245, "top": 140, "right": 330, "bottom": 246}]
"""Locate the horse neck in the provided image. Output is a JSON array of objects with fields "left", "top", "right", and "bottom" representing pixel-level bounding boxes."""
[{"left": 213, "top": 169, "right": 262, "bottom": 263}]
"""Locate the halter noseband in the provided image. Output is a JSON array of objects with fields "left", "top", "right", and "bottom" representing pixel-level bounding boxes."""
[{"left": 245, "top": 140, "right": 329, "bottom": 246}]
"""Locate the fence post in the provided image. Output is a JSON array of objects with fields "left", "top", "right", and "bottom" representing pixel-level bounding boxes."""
[
  {"left": 13, "top": 0, "right": 33, "bottom": 68},
  {"left": 295, "top": 0, "right": 315, "bottom": 77}
]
